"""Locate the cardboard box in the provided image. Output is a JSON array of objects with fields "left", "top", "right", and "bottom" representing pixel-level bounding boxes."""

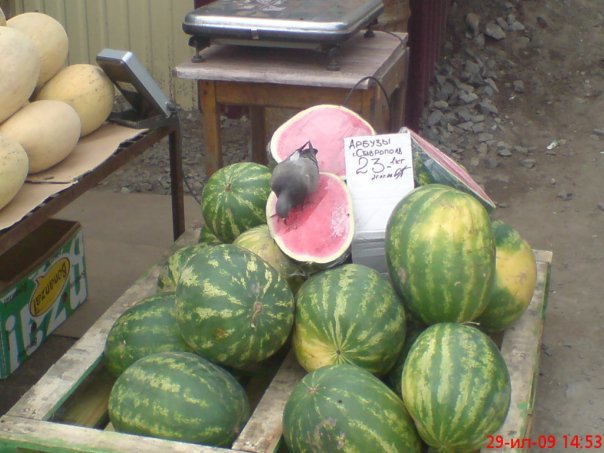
[{"left": 0, "top": 219, "right": 88, "bottom": 379}]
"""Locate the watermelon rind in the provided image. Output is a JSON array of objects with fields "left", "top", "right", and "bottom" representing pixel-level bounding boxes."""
[
  {"left": 175, "top": 244, "right": 295, "bottom": 368},
  {"left": 103, "top": 292, "right": 191, "bottom": 377},
  {"left": 268, "top": 104, "right": 375, "bottom": 178},
  {"left": 266, "top": 172, "right": 354, "bottom": 266},
  {"left": 386, "top": 184, "right": 496, "bottom": 324},
  {"left": 475, "top": 219, "right": 537, "bottom": 332},
  {"left": 402, "top": 323, "right": 511, "bottom": 452},
  {"left": 409, "top": 129, "right": 497, "bottom": 211},
  {"left": 108, "top": 351, "right": 250, "bottom": 446},
  {"left": 292, "top": 263, "right": 407, "bottom": 376},
  {"left": 201, "top": 162, "right": 272, "bottom": 243},
  {"left": 283, "top": 363, "right": 423, "bottom": 453}
]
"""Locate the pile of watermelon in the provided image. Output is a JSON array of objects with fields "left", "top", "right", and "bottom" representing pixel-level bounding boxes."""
[{"left": 101, "top": 105, "right": 538, "bottom": 451}]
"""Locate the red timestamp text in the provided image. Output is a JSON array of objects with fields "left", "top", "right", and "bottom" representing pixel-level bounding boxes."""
[{"left": 486, "top": 434, "right": 603, "bottom": 449}]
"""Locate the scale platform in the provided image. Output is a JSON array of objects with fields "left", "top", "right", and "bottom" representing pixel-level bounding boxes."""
[{"left": 183, "top": 0, "right": 385, "bottom": 70}]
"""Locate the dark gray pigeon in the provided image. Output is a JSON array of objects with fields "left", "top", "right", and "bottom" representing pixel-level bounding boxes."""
[{"left": 270, "top": 141, "right": 320, "bottom": 219}]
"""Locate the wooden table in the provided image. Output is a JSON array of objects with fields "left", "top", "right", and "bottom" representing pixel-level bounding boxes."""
[
  {"left": 0, "top": 120, "right": 186, "bottom": 255},
  {"left": 174, "top": 31, "right": 409, "bottom": 176}
]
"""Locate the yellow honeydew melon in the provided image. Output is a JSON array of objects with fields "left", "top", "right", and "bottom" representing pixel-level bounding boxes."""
[
  {"left": 35, "top": 64, "right": 115, "bottom": 136},
  {"left": 7, "top": 12, "right": 69, "bottom": 88},
  {"left": 0, "top": 135, "right": 29, "bottom": 210},
  {"left": 0, "top": 100, "right": 81, "bottom": 174},
  {"left": 0, "top": 27, "right": 40, "bottom": 123}
]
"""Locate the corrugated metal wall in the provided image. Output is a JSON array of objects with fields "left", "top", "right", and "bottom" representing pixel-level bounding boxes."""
[{"left": 10, "top": 0, "right": 197, "bottom": 109}]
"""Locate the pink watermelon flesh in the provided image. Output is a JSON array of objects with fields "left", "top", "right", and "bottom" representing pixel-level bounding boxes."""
[
  {"left": 270, "top": 105, "right": 375, "bottom": 178},
  {"left": 266, "top": 172, "right": 354, "bottom": 265},
  {"left": 409, "top": 129, "right": 497, "bottom": 211}
]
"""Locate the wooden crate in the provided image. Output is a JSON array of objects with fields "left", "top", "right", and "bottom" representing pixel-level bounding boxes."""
[{"left": 0, "top": 228, "right": 552, "bottom": 453}]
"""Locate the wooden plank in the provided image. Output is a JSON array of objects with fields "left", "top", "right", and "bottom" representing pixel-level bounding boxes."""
[
  {"left": 213, "top": 82, "right": 366, "bottom": 111},
  {"left": 232, "top": 351, "right": 306, "bottom": 453},
  {"left": 0, "top": 416, "right": 229, "bottom": 452},
  {"left": 482, "top": 251, "right": 552, "bottom": 453},
  {"left": 4, "top": 229, "right": 198, "bottom": 421},
  {"left": 198, "top": 80, "right": 222, "bottom": 176},
  {"left": 174, "top": 32, "right": 408, "bottom": 90}
]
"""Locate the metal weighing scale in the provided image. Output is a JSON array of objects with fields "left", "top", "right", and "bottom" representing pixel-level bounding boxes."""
[
  {"left": 96, "top": 49, "right": 178, "bottom": 129},
  {"left": 182, "top": 0, "right": 385, "bottom": 70}
]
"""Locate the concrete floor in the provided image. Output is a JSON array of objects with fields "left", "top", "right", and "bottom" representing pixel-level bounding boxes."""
[{"left": 0, "top": 189, "right": 203, "bottom": 415}]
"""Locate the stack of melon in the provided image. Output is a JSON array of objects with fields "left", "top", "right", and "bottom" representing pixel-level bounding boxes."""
[
  {"left": 101, "top": 105, "right": 538, "bottom": 451},
  {"left": 0, "top": 9, "right": 114, "bottom": 212}
]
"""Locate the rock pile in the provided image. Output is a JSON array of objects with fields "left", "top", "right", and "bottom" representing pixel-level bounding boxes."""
[{"left": 417, "top": 2, "right": 537, "bottom": 189}]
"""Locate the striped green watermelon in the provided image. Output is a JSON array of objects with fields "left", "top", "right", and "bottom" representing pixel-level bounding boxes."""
[
  {"left": 104, "top": 293, "right": 191, "bottom": 377},
  {"left": 175, "top": 244, "right": 294, "bottom": 368},
  {"left": 198, "top": 225, "right": 222, "bottom": 245},
  {"left": 108, "top": 351, "right": 250, "bottom": 446},
  {"left": 292, "top": 263, "right": 406, "bottom": 376},
  {"left": 410, "top": 130, "right": 496, "bottom": 211},
  {"left": 475, "top": 220, "right": 537, "bottom": 332},
  {"left": 201, "top": 162, "right": 271, "bottom": 243},
  {"left": 386, "top": 184, "right": 496, "bottom": 324},
  {"left": 402, "top": 323, "right": 511, "bottom": 452},
  {"left": 283, "top": 363, "right": 422, "bottom": 452},
  {"left": 157, "top": 243, "right": 210, "bottom": 291},
  {"left": 233, "top": 224, "right": 305, "bottom": 293}
]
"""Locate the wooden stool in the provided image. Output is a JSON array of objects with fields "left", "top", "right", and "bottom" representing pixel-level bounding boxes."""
[{"left": 174, "top": 31, "right": 409, "bottom": 176}]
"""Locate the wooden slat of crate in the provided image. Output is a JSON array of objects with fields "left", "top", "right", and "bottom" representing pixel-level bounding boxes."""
[
  {"left": 232, "top": 351, "right": 305, "bottom": 453},
  {"left": 3, "top": 229, "right": 198, "bottom": 422},
  {"left": 0, "top": 416, "right": 228, "bottom": 453}
]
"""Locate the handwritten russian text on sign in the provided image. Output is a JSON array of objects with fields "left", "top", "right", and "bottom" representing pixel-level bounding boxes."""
[{"left": 344, "top": 132, "right": 414, "bottom": 233}]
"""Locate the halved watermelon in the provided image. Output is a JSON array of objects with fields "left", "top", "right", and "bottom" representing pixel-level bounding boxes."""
[
  {"left": 266, "top": 172, "right": 354, "bottom": 266},
  {"left": 409, "top": 129, "right": 497, "bottom": 211},
  {"left": 268, "top": 105, "right": 375, "bottom": 178}
]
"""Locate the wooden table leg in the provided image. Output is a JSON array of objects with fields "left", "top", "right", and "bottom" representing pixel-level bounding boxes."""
[
  {"left": 198, "top": 80, "right": 222, "bottom": 176},
  {"left": 389, "top": 86, "right": 405, "bottom": 133},
  {"left": 250, "top": 106, "right": 268, "bottom": 165},
  {"left": 168, "top": 122, "right": 186, "bottom": 240},
  {"left": 361, "top": 88, "right": 380, "bottom": 133}
]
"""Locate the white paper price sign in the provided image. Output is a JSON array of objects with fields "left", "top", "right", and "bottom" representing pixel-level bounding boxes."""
[{"left": 344, "top": 132, "right": 414, "bottom": 234}]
